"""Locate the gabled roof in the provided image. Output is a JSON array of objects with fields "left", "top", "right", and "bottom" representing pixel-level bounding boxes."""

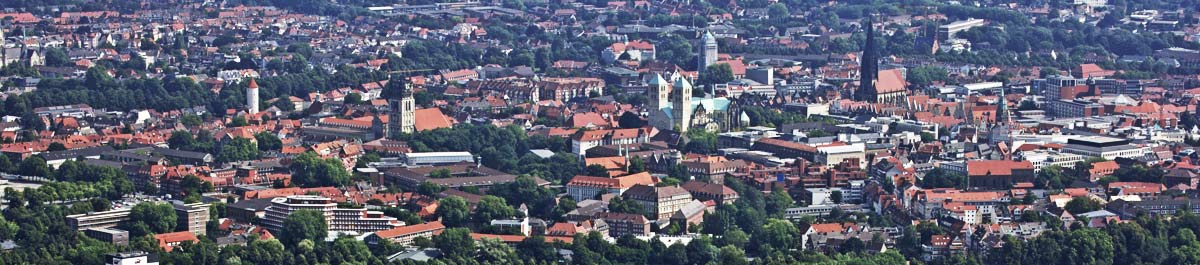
[{"left": 373, "top": 221, "right": 445, "bottom": 239}]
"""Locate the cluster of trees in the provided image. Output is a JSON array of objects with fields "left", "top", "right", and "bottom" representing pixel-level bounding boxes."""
[
  {"left": 289, "top": 151, "right": 352, "bottom": 188},
  {"left": 985, "top": 214, "right": 1200, "bottom": 265},
  {"left": 168, "top": 130, "right": 262, "bottom": 163},
  {"left": 920, "top": 168, "right": 965, "bottom": 189},
  {"left": 401, "top": 124, "right": 580, "bottom": 183},
  {"left": 122, "top": 202, "right": 178, "bottom": 237},
  {"left": 23, "top": 68, "right": 215, "bottom": 112},
  {"left": 486, "top": 176, "right": 576, "bottom": 221},
  {"left": 2, "top": 157, "right": 135, "bottom": 207},
  {"left": 740, "top": 104, "right": 836, "bottom": 128},
  {"left": 1035, "top": 158, "right": 1156, "bottom": 189}
]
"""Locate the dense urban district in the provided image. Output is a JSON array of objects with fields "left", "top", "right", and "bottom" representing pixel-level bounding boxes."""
[{"left": 0, "top": 0, "right": 1198, "bottom": 264}]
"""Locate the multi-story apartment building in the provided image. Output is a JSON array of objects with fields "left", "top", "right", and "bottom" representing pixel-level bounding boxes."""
[
  {"left": 565, "top": 172, "right": 657, "bottom": 201},
  {"left": 263, "top": 195, "right": 403, "bottom": 233},
  {"left": 598, "top": 212, "right": 650, "bottom": 237},
  {"left": 571, "top": 128, "right": 652, "bottom": 155},
  {"left": 66, "top": 202, "right": 208, "bottom": 235},
  {"left": 680, "top": 181, "right": 739, "bottom": 204},
  {"left": 173, "top": 202, "right": 210, "bottom": 236},
  {"left": 622, "top": 185, "right": 694, "bottom": 221}
]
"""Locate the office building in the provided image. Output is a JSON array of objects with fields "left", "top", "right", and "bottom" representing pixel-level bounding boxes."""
[
  {"left": 262, "top": 195, "right": 404, "bottom": 233},
  {"left": 85, "top": 227, "right": 130, "bottom": 245},
  {"left": 1062, "top": 136, "right": 1149, "bottom": 160},
  {"left": 938, "top": 19, "right": 986, "bottom": 40},
  {"left": 105, "top": 251, "right": 159, "bottom": 265},
  {"left": 174, "top": 202, "right": 210, "bottom": 236}
]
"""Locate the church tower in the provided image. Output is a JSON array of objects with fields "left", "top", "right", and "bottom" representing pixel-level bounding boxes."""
[
  {"left": 648, "top": 73, "right": 669, "bottom": 111},
  {"left": 697, "top": 31, "right": 718, "bottom": 76},
  {"left": 388, "top": 83, "right": 416, "bottom": 137},
  {"left": 856, "top": 16, "right": 878, "bottom": 102},
  {"left": 246, "top": 78, "right": 260, "bottom": 114},
  {"left": 672, "top": 77, "right": 693, "bottom": 133}
]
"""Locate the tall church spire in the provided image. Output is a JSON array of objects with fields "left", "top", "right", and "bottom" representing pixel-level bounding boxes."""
[{"left": 856, "top": 16, "right": 878, "bottom": 102}]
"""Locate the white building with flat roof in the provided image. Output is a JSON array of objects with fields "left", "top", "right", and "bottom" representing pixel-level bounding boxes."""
[
  {"left": 817, "top": 143, "right": 866, "bottom": 167},
  {"left": 1062, "top": 136, "right": 1149, "bottom": 160},
  {"left": 403, "top": 152, "right": 475, "bottom": 166},
  {"left": 263, "top": 195, "right": 403, "bottom": 233}
]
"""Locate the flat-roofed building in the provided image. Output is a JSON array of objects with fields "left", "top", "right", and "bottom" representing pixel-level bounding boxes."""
[
  {"left": 262, "top": 195, "right": 404, "bottom": 234},
  {"left": 67, "top": 208, "right": 133, "bottom": 231},
  {"left": 1062, "top": 136, "right": 1149, "bottom": 160},
  {"left": 85, "top": 227, "right": 130, "bottom": 245},
  {"left": 366, "top": 221, "right": 446, "bottom": 246},
  {"left": 938, "top": 19, "right": 986, "bottom": 40},
  {"left": 817, "top": 143, "right": 866, "bottom": 168},
  {"left": 105, "top": 251, "right": 159, "bottom": 265},
  {"left": 403, "top": 152, "right": 475, "bottom": 166},
  {"left": 1017, "top": 149, "right": 1085, "bottom": 172},
  {"left": 173, "top": 202, "right": 210, "bottom": 236}
]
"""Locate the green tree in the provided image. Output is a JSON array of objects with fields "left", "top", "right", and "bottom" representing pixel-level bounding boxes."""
[
  {"left": 343, "top": 93, "right": 363, "bottom": 105},
  {"left": 280, "top": 209, "right": 327, "bottom": 246},
  {"left": 0, "top": 214, "right": 17, "bottom": 240},
  {"left": 907, "top": 66, "right": 949, "bottom": 87},
  {"left": 700, "top": 64, "right": 735, "bottom": 87},
  {"left": 124, "top": 202, "right": 178, "bottom": 236},
  {"left": 47, "top": 142, "right": 66, "bottom": 151},
  {"left": 253, "top": 131, "right": 282, "bottom": 152},
  {"left": 767, "top": 3, "right": 789, "bottom": 19},
  {"left": 585, "top": 164, "right": 610, "bottom": 177},
  {"left": 618, "top": 111, "right": 645, "bottom": 128},
  {"left": 1064, "top": 197, "right": 1102, "bottom": 215},
  {"left": 417, "top": 181, "right": 446, "bottom": 196},
  {"left": 289, "top": 151, "right": 351, "bottom": 187},
  {"left": 180, "top": 114, "right": 203, "bottom": 127},
  {"left": 608, "top": 196, "right": 646, "bottom": 217},
  {"left": 227, "top": 116, "right": 248, "bottom": 127},
  {"left": 921, "top": 168, "right": 965, "bottom": 189},
  {"left": 44, "top": 48, "right": 70, "bottom": 66},
  {"left": 764, "top": 187, "right": 793, "bottom": 215},
  {"left": 474, "top": 195, "right": 516, "bottom": 224},
  {"left": 217, "top": 137, "right": 259, "bottom": 163},
  {"left": 629, "top": 156, "right": 647, "bottom": 174},
  {"left": 759, "top": 218, "right": 800, "bottom": 253},
  {"left": 435, "top": 227, "right": 476, "bottom": 258},
  {"left": 436, "top": 196, "right": 472, "bottom": 227},
  {"left": 1063, "top": 229, "right": 1114, "bottom": 265},
  {"left": 18, "top": 156, "right": 51, "bottom": 177},
  {"left": 1037, "top": 165, "right": 1074, "bottom": 189},
  {"left": 168, "top": 130, "right": 196, "bottom": 150}
]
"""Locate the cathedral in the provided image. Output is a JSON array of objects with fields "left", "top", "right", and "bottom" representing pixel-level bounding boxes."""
[
  {"left": 646, "top": 73, "right": 747, "bottom": 133},
  {"left": 854, "top": 16, "right": 907, "bottom": 105}
]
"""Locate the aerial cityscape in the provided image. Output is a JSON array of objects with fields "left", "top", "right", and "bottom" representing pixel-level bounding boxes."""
[{"left": 0, "top": 0, "right": 1199, "bottom": 264}]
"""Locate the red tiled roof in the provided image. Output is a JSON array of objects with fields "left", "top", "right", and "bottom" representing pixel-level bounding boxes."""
[
  {"left": 414, "top": 108, "right": 454, "bottom": 131},
  {"left": 966, "top": 160, "right": 1032, "bottom": 176},
  {"left": 876, "top": 69, "right": 907, "bottom": 94},
  {"left": 373, "top": 221, "right": 445, "bottom": 239},
  {"left": 155, "top": 231, "right": 199, "bottom": 252}
]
